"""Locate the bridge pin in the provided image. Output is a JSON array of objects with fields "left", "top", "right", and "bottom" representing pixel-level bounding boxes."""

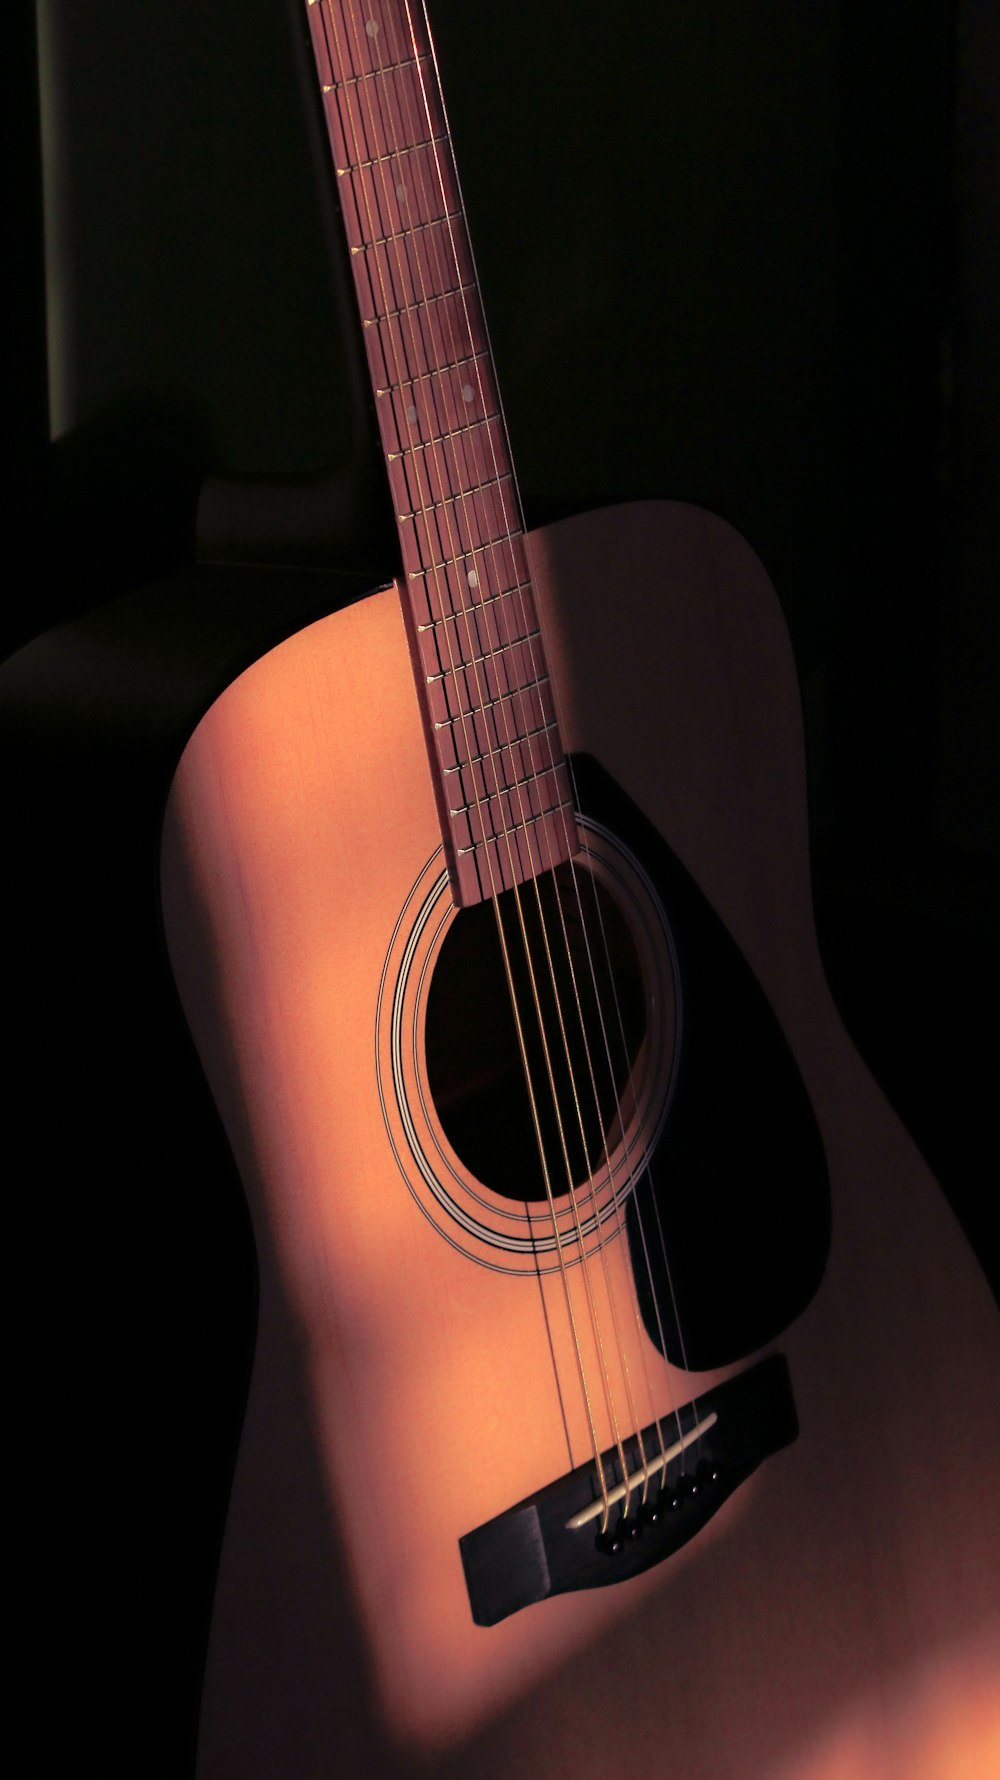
[{"left": 594, "top": 1518, "right": 626, "bottom": 1556}]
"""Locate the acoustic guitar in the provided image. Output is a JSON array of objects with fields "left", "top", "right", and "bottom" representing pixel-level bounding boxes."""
[{"left": 160, "top": 3, "right": 1000, "bottom": 1774}]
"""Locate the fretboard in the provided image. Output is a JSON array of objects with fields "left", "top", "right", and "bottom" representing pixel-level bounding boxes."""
[{"left": 305, "top": 0, "right": 578, "bottom": 905}]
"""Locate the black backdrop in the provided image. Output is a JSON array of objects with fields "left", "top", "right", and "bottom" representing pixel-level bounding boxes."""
[{"left": 5, "top": 2, "right": 997, "bottom": 1773}]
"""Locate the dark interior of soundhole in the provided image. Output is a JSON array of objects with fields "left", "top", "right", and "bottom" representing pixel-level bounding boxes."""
[{"left": 425, "top": 864, "right": 647, "bottom": 1201}]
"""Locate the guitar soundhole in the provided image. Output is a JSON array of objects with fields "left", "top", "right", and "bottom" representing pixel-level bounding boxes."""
[{"left": 425, "top": 864, "right": 647, "bottom": 1202}]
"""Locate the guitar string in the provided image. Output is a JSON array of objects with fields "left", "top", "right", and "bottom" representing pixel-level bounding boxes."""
[
  {"left": 389, "top": 0, "right": 661, "bottom": 1516},
  {"left": 400, "top": 0, "right": 682, "bottom": 1504},
  {"left": 555, "top": 783, "right": 702, "bottom": 1438},
  {"left": 328, "top": 0, "right": 697, "bottom": 1520},
  {"left": 410, "top": 0, "right": 701, "bottom": 1474},
  {"left": 319, "top": 0, "right": 614, "bottom": 1516},
  {"left": 406, "top": 0, "right": 692, "bottom": 1501},
  {"left": 387, "top": 0, "right": 663, "bottom": 1514},
  {"left": 366, "top": 0, "right": 689, "bottom": 1518},
  {"left": 344, "top": 0, "right": 648, "bottom": 1514},
  {"left": 340, "top": 0, "right": 642, "bottom": 1512}
]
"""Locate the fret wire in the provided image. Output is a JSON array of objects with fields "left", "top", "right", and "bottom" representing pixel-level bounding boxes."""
[
  {"left": 356, "top": 220, "right": 476, "bottom": 321},
  {"left": 429, "top": 709, "right": 557, "bottom": 782},
  {"left": 425, "top": 633, "right": 540, "bottom": 703},
  {"left": 398, "top": 516, "right": 523, "bottom": 569},
  {"left": 310, "top": 0, "right": 430, "bottom": 79},
  {"left": 454, "top": 791, "right": 575, "bottom": 850},
  {"left": 455, "top": 799, "right": 575, "bottom": 857},
  {"left": 409, "top": 542, "right": 524, "bottom": 581},
  {"left": 398, "top": 470, "right": 513, "bottom": 522},
  {"left": 364, "top": 297, "right": 490, "bottom": 387},
  {"left": 337, "top": 133, "right": 446, "bottom": 174},
  {"left": 375, "top": 348, "right": 486, "bottom": 396},
  {"left": 364, "top": 280, "right": 475, "bottom": 324},
  {"left": 441, "top": 718, "right": 561, "bottom": 772},
  {"left": 402, "top": 494, "right": 519, "bottom": 566},
  {"left": 416, "top": 578, "right": 536, "bottom": 631},
  {"left": 405, "top": 569, "right": 530, "bottom": 640},
  {"left": 448, "top": 760, "right": 566, "bottom": 817},
  {"left": 404, "top": 529, "right": 516, "bottom": 580},
  {"left": 427, "top": 626, "right": 541, "bottom": 681},
  {"left": 391, "top": 437, "right": 514, "bottom": 521},
  {"left": 443, "top": 715, "right": 562, "bottom": 765},
  {"left": 339, "top": 52, "right": 430, "bottom": 90},
  {"left": 450, "top": 760, "right": 567, "bottom": 805},
  {"left": 421, "top": 604, "right": 539, "bottom": 658},
  {"left": 389, "top": 414, "right": 503, "bottom": 459},
  {"left": 330, "top": 54, "right": 439, "bottom": 173},
  {"left": 433, "top": 672, "right": 551, "bottom": 726},
  {"left": 357, "top": 210, "right": 463, "bottom": 253}
]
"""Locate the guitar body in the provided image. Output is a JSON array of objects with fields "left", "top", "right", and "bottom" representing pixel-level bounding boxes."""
[{"left": 161, "top": 500, "right": 999, "bottom": 1780}]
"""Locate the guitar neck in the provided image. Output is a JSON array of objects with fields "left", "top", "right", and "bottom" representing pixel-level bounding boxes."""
[{"left": 305, "top": 0, "right": 578, "bottom": 905}]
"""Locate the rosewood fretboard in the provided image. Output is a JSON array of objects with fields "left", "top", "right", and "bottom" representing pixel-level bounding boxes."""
[{"left": 305, "top": 0, "right": 578, "bottom": 905}]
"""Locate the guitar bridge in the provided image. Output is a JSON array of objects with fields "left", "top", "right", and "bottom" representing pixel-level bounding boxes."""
[{"left": 459, "top": 1352, "right": 797, "bottom": 1626}]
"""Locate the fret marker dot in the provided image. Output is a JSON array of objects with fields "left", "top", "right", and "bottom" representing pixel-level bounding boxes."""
[
  {"left": 405, "top": 403, "right": 418, "bottom": 424},
  {"left": 467, "top": 570, "right": 479, "bottom": 588},
  {"left": 396, "top": 184, "right": 407, "bottom": 202},
  {"left": 365, "top": 18, "right": 379, "bottom": 37},
  {"left": 461, "top": 383, "right": 475, "bottom": 404}
]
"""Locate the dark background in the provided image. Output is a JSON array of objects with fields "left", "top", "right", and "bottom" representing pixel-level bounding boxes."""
[{"left": 6, "top": 1, "right": 997, "bottom": 1773}]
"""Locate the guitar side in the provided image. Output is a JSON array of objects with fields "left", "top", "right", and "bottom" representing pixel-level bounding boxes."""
[{"left": 160, "top": 499, "right": 1000, "bottom": 1780}]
